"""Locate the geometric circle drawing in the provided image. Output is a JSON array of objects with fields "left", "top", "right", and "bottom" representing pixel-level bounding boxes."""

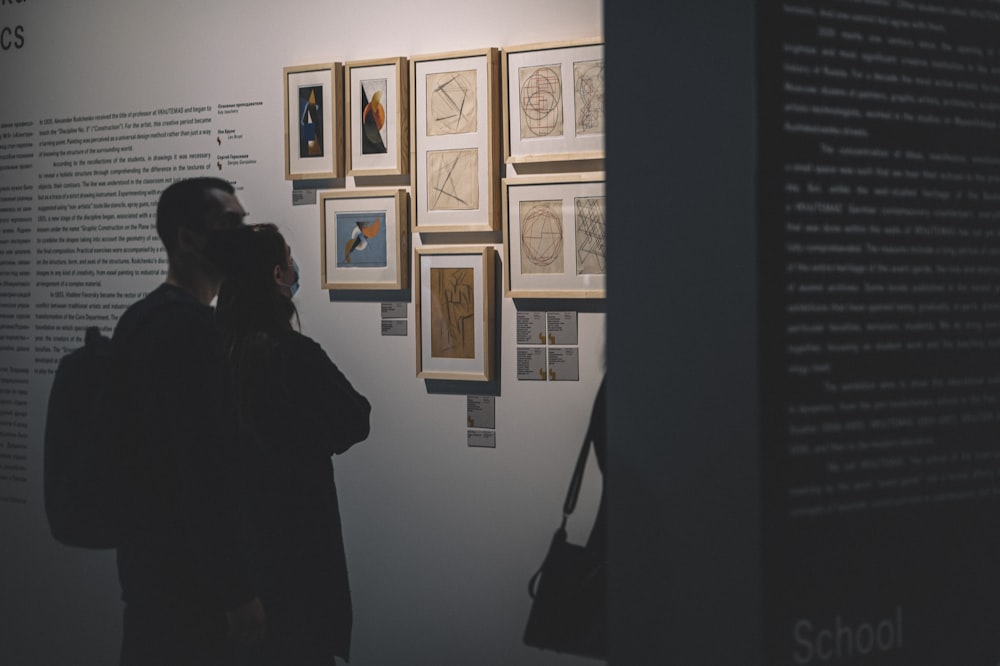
[
  {"left": 519, "top": 65, "right": 563, "bottom": 139},
  {"left": 519, "top": 200, "right": 564, "bottom": 274}
]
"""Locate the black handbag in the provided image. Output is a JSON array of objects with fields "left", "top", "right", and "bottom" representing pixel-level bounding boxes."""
[{"left": 523, "top": 401, "right": 607, "bottom": 660}]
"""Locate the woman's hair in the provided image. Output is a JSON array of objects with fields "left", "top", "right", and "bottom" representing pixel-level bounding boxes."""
[{"left": 216, "top": 223, "right": 299, "bottom": 433}]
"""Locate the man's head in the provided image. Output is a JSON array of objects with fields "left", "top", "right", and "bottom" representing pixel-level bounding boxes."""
[
  {"left": 156, "top": 177, "right": 247, "bottom": 279},
  {"left": 156, "top": 177, "right": 246, "bottom": 254}
]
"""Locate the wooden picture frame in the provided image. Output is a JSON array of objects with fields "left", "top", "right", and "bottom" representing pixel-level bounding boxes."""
[
  {"left": 415, "top": 246, "right": 496, "bottom": 381},
  {"left": 502, "top": 38, "right": 604, "bottom": 164},
  {"left": 410, "top": 47, "right": 501, "bottom": 233},
  {"left": 320, "top": 189, "right": 409, "bottom": 290},
  {"left": 284, "top": 63, "right": 344, "bottom": 180},
  {"left": 502, "top": 173, "right": 605, "bottom": 298},
  {"left": 345, "top": 57, "right": 409, "bottom": 176}
]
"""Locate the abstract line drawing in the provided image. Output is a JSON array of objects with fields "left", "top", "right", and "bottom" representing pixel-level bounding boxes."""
[
  {"left": 573, "top": 59, "right": 605, "bottom": 136},
  {"left": 519, "top": 200, "right": 564, "bottom": 274},
  {"left": 430, "top": 267, "right": 475, "bottom": 359},
  {"left": 335, "top": 211, "right": 387, "bottom": 268},
  {"left": 298, "top": 85, "right": 324, "bottom": 158},
  {"left": 518, "top": 64, "right": 563, "bottom": 139},
  {"left": 427, "top": 149, "right": 479, "bottom": 211},
  {"left": 427, "top": 69, "right": 477, "bottom": 136},
  {"left": 575, "top": 196, "right": 606, "bottom": 275},
  {"left": 360, "top": 78, "right": 388, "bottom": 154}
]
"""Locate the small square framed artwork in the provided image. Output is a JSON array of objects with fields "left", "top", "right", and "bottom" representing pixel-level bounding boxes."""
[
  {"left": 345, "top": 57, "right": 409, "bottom": 176},
  {"left": 502, "top": 38, "right": 604, "bottom": 164},
  {"left": 415, "top": 246, "right": 496, "bottom": 381},
  {"left": 283, "top": 63, "right": 344, "bottom": 180},
  {"left": 410, "top": 47, "right": 501, "bottom": 233},
  {"left": 502, "top": 173, "right": 605, "bottom": 298},
  {"left": 320, "top": 189, "right": 409, "bottom": 290}
]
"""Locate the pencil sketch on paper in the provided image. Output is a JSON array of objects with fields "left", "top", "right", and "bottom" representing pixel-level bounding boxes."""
[
  {"left": 573, "top": 59, "right": 605, "bottom": 136},
  {"left": 335, "top": 211, "right": 387, "bottom": 268},
  {"left": 360, "top": 78, "right": 388, "bottom": 154},
  {"left": 426, "top": 69, "right": 477, "bottom": 136},
  {"left": 430, "top": 267, "right": 476, "bottom": 359},
  {"left": 427, "top": 148, "right": 479, "bottom": 211},
  {"left": 519, "top": 200, "right": 564, "bottom": 275},
  {"left": 518, "top": 64, "right": 563, "bottom": 139},
  {"left": 575, "top": 196, "right": 606, "bottom": 275},
  {"left": 298, "top": 85, "right": 324, "bottom": 158}
]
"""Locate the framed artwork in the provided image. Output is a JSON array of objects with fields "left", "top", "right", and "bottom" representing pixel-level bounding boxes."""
[
  {"left": 283, "top": 63, "right": 344, "bottom": 180},
  {"left": 415, "top": 246, "right": 496, "bottom": 381},
  {"left": 320, "top": 189, "right": 409, "bottom": 290},
  {"left": 502, "top": 173, "right": 606, "bottom": 298},
  {"left": 345, "top": 57, "right": 409, "bottom": 176},
  {"left": 502, "top": 38, "right": 604, "bottom": 163},
  {"left": 410, "top": 48, "right": 501, "bottom": 233}
]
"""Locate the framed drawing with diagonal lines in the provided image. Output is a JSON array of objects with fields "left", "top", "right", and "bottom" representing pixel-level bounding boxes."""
[
  {"left": 502, "top": 173, "right": 605, "bottom": 299},
  {"left": 410, "top": 48, "right": 500, "bottom": 233},
  {"left": 501, "top": 38, "right": 604, "bottom": 164}
]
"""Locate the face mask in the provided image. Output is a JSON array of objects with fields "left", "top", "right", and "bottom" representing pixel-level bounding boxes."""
[{"left": 277, "top": 257, "right": 300, "bottom": 298}]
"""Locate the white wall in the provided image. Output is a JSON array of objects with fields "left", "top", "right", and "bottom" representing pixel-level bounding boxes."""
[{"left": 0, "top": 2, "right": 605, "bottom": 664}]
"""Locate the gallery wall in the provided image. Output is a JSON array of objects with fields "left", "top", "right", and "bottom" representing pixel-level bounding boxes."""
[{"left": 0, "top": 1, "right": 606, "bottom": 664}]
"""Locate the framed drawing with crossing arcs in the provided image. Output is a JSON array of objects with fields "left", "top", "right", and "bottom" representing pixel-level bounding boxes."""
[
  {"left": 502, "top": 173, "right": 605, "bottom": 299},
  {"left": 501, "top": 38, "right": 604, "bottom": 164}
]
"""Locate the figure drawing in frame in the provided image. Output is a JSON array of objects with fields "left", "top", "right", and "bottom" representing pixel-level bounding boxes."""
[
  {"left": 575, "top": 195, "right": 606, "bottom": 275},
  {"left": 335, "top": 211, "right": 387, "bottom": 268},
  {"left": 519, "top": 200, "right": 564, "bottom": 274},
  {"left": 573, "top": 59, "right": 605, "bottom": 136},
  {"left": 299, "top": 85, "right": 324, "bottom": 158},
  {"left": 518, "top": 64, "right": 563, "bottom": 139},
  {"left": 430, "top": 267, "right": 475, "bottom": 359},
  {"left": 360, "top": 78, "right": 388, "bottom": 154},
  {"left": 427, "top": 148, "right": 479, "bottom": 211},
  {"left": 426, "top": 69, "right": 477, "bottom": 136}
]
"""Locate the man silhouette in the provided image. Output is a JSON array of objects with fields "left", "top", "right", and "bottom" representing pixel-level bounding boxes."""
[{"left": 113, "top": 177, "right": 264, "bottom": 665}]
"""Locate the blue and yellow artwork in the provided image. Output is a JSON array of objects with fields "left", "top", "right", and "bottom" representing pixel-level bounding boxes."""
[
  {"left": 336, "top": 211, "right": 387, "bottom": 268},
  {"left": 299, "top": 85, "right": 324, "bottom": 158}
]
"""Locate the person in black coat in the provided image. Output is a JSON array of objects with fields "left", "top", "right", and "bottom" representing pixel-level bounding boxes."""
[
  {"left": 114, "top": 177, "right": 265, "bottom": 666},
  {"left": 216, "top": 223, "right": 371, "bottom": 665}
]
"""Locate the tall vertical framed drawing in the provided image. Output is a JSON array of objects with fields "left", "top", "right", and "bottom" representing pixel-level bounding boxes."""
[
  {"left": 415, "top": 246, "right": 496, "bottom": 381},
  {"left": 502, "top": 38, "right": 604, "bottom": 163},
  {"left": 320, "top": 189, "right": 409, "bottom": 290},
  {"left": 502, "top": 173, "right": 605, "bottom": 298},
  {"left": 284, "top": 63, "right": 344, "bottom": 180},
  {"left": 410, "top": 48, "right": 500, "bottom": 233},
  {"left": 345, "top": 57, "right": 409, "bottom": 176}
]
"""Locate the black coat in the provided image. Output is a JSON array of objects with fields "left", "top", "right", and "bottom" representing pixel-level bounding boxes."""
[
  {"left": 239, "top": 329, "right": 371, "bottom": 665},
  {"left": 115, "top": 284, "right": 257, "bottom": 663}
]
